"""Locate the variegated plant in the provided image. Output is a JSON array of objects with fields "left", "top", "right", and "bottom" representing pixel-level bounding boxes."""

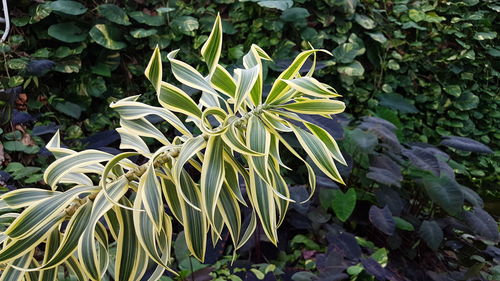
[{"left": 0, "top": 14, "right": 346, "bottom": 281}]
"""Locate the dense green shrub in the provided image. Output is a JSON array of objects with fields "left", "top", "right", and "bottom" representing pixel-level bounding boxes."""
[{"left": 1, "top": 0, "right": 497, "bottom": 189}]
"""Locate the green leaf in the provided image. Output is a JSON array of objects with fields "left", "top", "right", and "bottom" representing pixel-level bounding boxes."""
[
  {"left": 130, "top": 28, "right": 157, "bottom": 38},
  {"left": 473, "top": 31, "right": 496, "bottom": 40},
  {"left": 394, "top": 217, "right": 415, "bottom": 231},
  {"left": 48, "top": 22, "right": 87, "bottom": 43},
  {"left": 98, "top": 4, "right": 131, "bottom": 26},
  {"left": 337, "top": 60, "right": 364, "bottom": 76},
  {"left": 129, "top": 11, "right": 165, "bottom": 26},
  {"left": 256, "top": 1, "right": 293, "bottom": 10},
  {"left": 280, "top": 7, "right": 310, "bottom": 22},
  {"left": 171, "top": 16, "right": 199, "bottom": 35},
  {"left": 139, "top": 163, "right": 164, "bottom": 230},
  {"left": 89, "top": 24, "right": 127, "bottom": 50},
  {"left": 332, "top": 188, "right": 356, "bottom": 222},
  {"left": 49, "top": 0, "right": 87, "bottom": 15},
  {"left": 354, "top": 14, "right": 376, "bottom": 29},
  {"left": 419, "top": 220, "right": 443, "bottom": 251},
  {"left": 234, "top": 66, "right": 260, "bottom": 112}
]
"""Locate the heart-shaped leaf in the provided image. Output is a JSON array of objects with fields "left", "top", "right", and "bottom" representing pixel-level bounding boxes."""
[
  {"left": 89, "top": 24, "right": 127, "bottom": 50},
  {"left": 48, "top": 22, "right": 87, "bottom": 43},
  {"left": 332, "top": 188, "right": 356, "bottom": 222}
]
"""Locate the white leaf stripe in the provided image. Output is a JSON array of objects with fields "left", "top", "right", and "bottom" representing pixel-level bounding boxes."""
[
  {"left": 158, "top": 82, "right": 202, "bottom": 119},
  {"left": 282, "top": 77, "right": 341, "bottom": 98},
  {"left": 144, "top": 46, "right": 162, "bottom": 92},
  {"left": 201, "top": 136, "right": 225, "bottom": 224}
]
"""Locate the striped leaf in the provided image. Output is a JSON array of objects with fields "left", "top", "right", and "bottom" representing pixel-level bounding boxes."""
[
  {"left": 221, "top": 118, "right": 263, "bottom": 156},
  {"left": 0, "top": 250, "right": 34, "bottom": 281},
  {"left": 201, "top": 13, "right": 222, "bottom": 75},
  {"left": 167, "top": 50, "right": 220, "bottom": 99},
  {"left": 158, "top": 82, "right": 202, "bottom": 119},
  {"left": 243, "top": 44, "right": 272, "bottom": 105},
  {"left": 233, "top": 66, "right": 259, "bottom": 112},
  {"left": 0, "top": 215, "right": 64, "bottom": 263},
  {"left": 5, "top": 185, "right": 96, "bottom": 239},
  {"left": 78, "top": 179, "right": 128, "bottom": 280},
  {"left": 144, "top": 46, "right": 162, "bottom": 92},
  {"left": 248, "top": 168, "right": 277, "bottom": 244},
  {"left": 266, "top": 49, "right": 331, "bottom": 104},
  {"left": 277, "top": 99, "right": 345, "bottom": 115},
  {"left": 282, "top": 77, "right": 341, "bottom": 98},
  {"left": 211, "top": 65, "right": 236, "bottom": 98},
  {"left": 44, "top": 151, "right": 112, "bottom": 189},
  {"left": 201, "top": 136, "right": 225, "bottom": 224},
  {"left": 1, "top": 189, "right": 60, "bottom": 209},
  {"left": 138, "top": 164, "right": 163, "bottom": 230},
  {"left": 38, "top": 229, "right": 61, "bottom": 281},
  {"left": 289, "top": 124, "right": 344, "bottom": 184},
  {"left": 303, "top": 122, "right": 346, "bottom": 165},
  {"left": 178, "top": 171, "right": 207, "bottom": 261},
  {"left": 246, "top": 115, "right": 271, "bottom": 183},
  {"left": 114, "top": 199, "right": 147, "bottom": 281},
  {"left": 111, "top": 100, "right": 191, "bottom": 136}
]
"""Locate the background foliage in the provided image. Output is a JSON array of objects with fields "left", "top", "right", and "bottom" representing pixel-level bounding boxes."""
[{"left": 0, "top": 0, "right": 498, "bottom": 280}]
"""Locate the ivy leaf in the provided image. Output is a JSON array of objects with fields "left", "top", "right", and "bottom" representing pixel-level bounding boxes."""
[
  {"left": 354, "top": 14, "right": 376, "bottom": 29},
  {"left": 369, "top": 205, "right": 395, "bottom": 236},
  {"left": 129, "top": 11, "right": 166, "bottom": 26},
  {"left": 130, "top": 29, "right": 158, "bottom": 38},
  {"left": 49, "top": 0, "right": 87, "bottom": 16},
  {"left": 378, "top": 93, "right": 418, "bottom": 113},
  {"left": 337, "top": 60, "right": 364, "bottom": 76},
  {"left": 89, "top": 24, "right": 127, "bottom": 50},
  {"left": 281, "top": 8, "right": 310, "bottom": 22},
  {"left": 48, "top": 22, "right": 87, "bottom": 43},
  {"left": 419, "top": 220, "right": 442, "bottom": 251},
  {"left": 97, "top": 4, "right": 131, "bottom": 26},
  {"left": 171, "top": 16, "right": 199, "bottom": 35},
  {"left": 256, "top": 1, "right": 293, "bottom": 11},
  {"left": 332, "top": 188, "right": 356, "bottom": 222}
]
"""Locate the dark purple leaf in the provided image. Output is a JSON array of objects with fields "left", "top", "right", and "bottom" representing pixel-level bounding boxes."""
[
  {"left": 327, "top": 231, "right": 361, "bottom": 261},
  {"left": 32, "top": 123, "right": 60, "bottom": 136},
  {"left": 84, "top": 130, "right": 120, "bottom": 149},
  {"left": 12, "top": 110, "right": 36, "bottom": 125},
  {"left": 464, "top": 208, "right": 499, "bottom": 243},
  {"left": 361, "top": 258, "right": 387, "bottom": 281},
  {"left": 26, "top": 59, "right": 55, "bottom": 76},
  {"left": 440, "top": 136, "right": 493, "bottom": 154},
  {"left": 360, "top": 123, "right": 402, "bottom": 152},
  {"left": 370, "top": 154, "right": 401, "bottom": 178},
  {"left": 369, "top": 205, "right": 395, "bottom": 235},
  {"left": 402, "top": 146, "right": 440, "bottom": 176},
  {"left": 360, "top": 116, "right": 397, "bottom": 131},
  {"left": 419, "top": 220, "right": 443, "bottom": 251},
  {"left": 367, "top": 167, "right": 402, "bottom": 188},
  {"left": 375, "top": 186, "right": 404, "bottom": 216},
  {"left": 0, "top": 171, "right": 10, "bottom": 182},
  {"left": 460, "top": 185, "right": 483, "bottom": 208}
]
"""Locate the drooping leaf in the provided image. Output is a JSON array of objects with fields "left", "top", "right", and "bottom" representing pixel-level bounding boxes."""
[
  {"left": 463, "top": 208, "right": 499, "bottom": 243},
  {"left": 423, "top": 176, "right": 464, "bottom": 216},
  {"left": 440, "top": 136, "right": 493, "bottom": 154},
  {"left": 368, "top": 205, "right": 395, "bottom": 236},
  {"left": 419, "top": 220, "right": 443, "bottom": 251}
]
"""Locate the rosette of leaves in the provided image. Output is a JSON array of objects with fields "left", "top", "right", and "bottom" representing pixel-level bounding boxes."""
[{"left": 0, "top": 14, "right": 346, "bottom": 280}]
